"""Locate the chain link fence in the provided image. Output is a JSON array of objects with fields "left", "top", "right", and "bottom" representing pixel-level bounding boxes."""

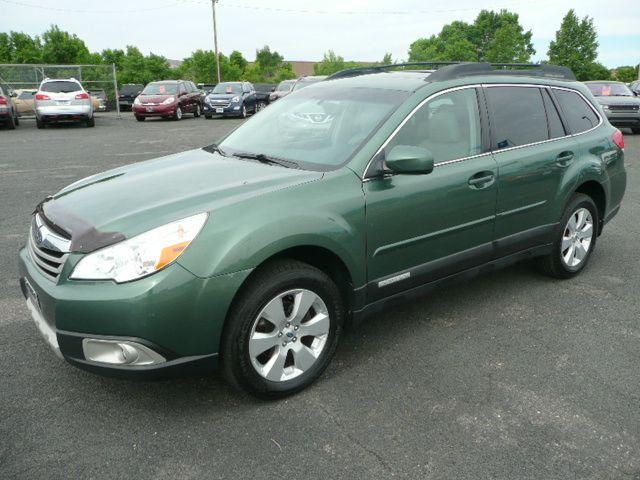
[{"left": 0, "top": 63, "right": 120, "bottom": 116}]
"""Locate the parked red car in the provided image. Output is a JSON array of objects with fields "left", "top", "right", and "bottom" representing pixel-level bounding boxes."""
[{"left": 133, "top": 80, "right": 203, "bottom": 121}]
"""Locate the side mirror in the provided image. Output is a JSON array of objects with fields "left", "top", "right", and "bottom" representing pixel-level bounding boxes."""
[
  {"left": 385, "top": 146, "right": 435, "bottom": 175},
  {"left": 271, "top": 86, "right": 276, "bottom": 92},
  {"left": 9, "top": 91, "right": 17, "bottom": 98}
]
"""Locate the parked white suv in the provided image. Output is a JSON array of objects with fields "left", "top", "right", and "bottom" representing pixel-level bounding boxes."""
[{"left": 35, "top": 78, "right": 94, "bottom": 128}]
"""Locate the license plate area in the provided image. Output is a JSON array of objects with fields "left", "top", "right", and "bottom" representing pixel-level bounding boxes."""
[
  {"left": 23, "top": 277, "right": 40, "bottom": 310},
  {"left": 216, "top": 108, "right": 224, "bottom": 113}
]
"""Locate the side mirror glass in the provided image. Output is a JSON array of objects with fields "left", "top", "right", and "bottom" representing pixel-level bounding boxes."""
[
  {"left": 9, "top": 91, "right": 17, "bottom": 98},
  {"left": 385, "top": 145, "right": 435, "bottom": 175}
]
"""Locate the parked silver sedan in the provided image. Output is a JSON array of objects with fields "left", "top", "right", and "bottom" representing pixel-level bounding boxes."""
[{"left": 35, "top": 78, "right": 94, "bottom": 128}]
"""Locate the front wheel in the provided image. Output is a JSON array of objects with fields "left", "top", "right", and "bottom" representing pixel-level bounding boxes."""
[
  {"left": 538, "top": 193, "right": 598, "bottom": 279},
  {"left": 221, "top": 260, "right": 344, "bottom": 399},
  {"left": 174, "top": 106, "right": 183, "bottom": 121},
  {"left": 240, "top": 105, "right": 247, "bottom": 118},
  {"left": 204, "top": 114, "right": 212, "bottom": 120}
]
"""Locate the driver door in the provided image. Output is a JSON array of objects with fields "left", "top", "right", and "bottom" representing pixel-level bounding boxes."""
[{"left": 364, "top": 87, "right": 498, "bottom": 301}]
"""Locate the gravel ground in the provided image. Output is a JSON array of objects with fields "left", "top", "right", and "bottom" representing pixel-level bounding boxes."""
[{"left": 1, "top": 112, "right": 639, "bottom": 479}]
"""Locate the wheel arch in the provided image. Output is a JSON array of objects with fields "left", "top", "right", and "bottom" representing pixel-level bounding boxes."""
[{"left": 574, "top": 180, "right": 606, "bottom": 235}]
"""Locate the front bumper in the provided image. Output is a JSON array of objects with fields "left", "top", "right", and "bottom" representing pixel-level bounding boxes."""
[
  {"left": 18, "top": 246, "right": 252, "bottom": 379},
  {"left": 133, "top": 103, "right": 177, "bottom": 118},
  {"left": 603, "top": 110, "right": 640, "bottom": 128},
  {"left": 203, "top": 103, "right": 243, "bottom": 116}
]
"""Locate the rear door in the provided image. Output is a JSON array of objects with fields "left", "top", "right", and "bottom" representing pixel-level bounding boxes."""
[
  {"left": 486, "top": 85, "right": 574, "bottom": 257},
  {"left": 364, "top": 86, "right": 498, "bottom": 301}
]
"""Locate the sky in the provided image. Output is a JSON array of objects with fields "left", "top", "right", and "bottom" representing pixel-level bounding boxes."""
[{"left": 1, "top": 0, "right": 639, "bottom": 67}]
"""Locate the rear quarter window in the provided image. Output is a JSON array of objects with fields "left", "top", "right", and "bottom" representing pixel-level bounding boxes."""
[{"left": 553, "top": 89, "right": 600, "bottom": 134}]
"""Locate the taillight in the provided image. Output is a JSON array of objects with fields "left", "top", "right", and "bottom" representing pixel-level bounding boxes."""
[
  {"left": 35, "top": 93, "right": 51, "bottom": 100},
  {"left": 612, "top": 129, "right": 625, "bottom": 149},
  {"left": 0, "top": 96, "right": 7, "bottom": 105},
  {"left": 75, "top": 92, "right": 90, "bottom": 99}
]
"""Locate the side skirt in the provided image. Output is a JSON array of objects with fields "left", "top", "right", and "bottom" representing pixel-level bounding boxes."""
[{"left": 352, "top": 243, "right": 553, "bottom": 324}]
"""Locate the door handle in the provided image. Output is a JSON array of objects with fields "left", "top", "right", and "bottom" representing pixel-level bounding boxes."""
[
  {"left": 556, "top": 151, "right": 574, "bottom": 167},
  {"left": 468, "top": 172, "right": 495, "bottom": 188}
]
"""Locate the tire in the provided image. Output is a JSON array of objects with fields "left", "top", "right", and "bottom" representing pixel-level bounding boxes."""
[
  {"left": 86, "top": 116, "right": 95, "bottom": 128},
  {"left": 14, "top": 114, "right": 19, "bottom": 126},
  {"left": 221, "top": 259, "right": 345, "bottom": 399},
  {"left": 135, "top": 116, "right": 145, "bottom": 122},
  {"left": 6, "top": 113, "right": 15, "bottom": 130},
  {"left": 174, "top": 106, "right": 183, "bottom": 121},
  {"left": 256, "top": 101, "right": 266, "bottom": 113},
  {"left": 36, "top": 117, "right": 45, "bottom": 129},
  {"left": 631, "top": 127, "right": 640, "bottom": 135},
  {"left": 538, "top": 193, "right": 599, "bottom": 279},
  {"left": 204, "top": 114, "right": 212, "bottom": 120},
  {"left": 240, "top": 105, "right": 247, "bottom": 119},
  {"left": 194, "top": 104, "right": 201, "bottom": 118}
]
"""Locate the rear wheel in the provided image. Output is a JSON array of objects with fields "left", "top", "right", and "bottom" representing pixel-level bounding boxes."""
[
  {"left": 86, "top": 116, "right": 95, "bottom": 128},
  {"left": 256, "top": 101, "right": 267, "bottom": 113},
  {"left": 135, "top": 116, "right": 145, "bottom": 122},
  {"left": 36, "top": 117, "right": 45, "bottom": 129},
  {"left": 221, "top": 259, "right": 344, "bottom": 399},
  {"left": 631, "top": 127, "right": 640, "bottom": 135},
  {"left": 6, "top": 114, "right": 15, "bottom": 130},
  {"left": 14, "top": 113, "right": 19, "bottom": 126},
  {"left": 194, "top": 104, "right": 201, "bottom": 117},
  {"left": 538, "top": 193, "right": 598, "bottom": 279}
]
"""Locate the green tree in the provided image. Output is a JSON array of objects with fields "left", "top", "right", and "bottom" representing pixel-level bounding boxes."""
[
  {"left": 101, "top": 48, "right": 125, "bottom": 70},
  {"left": 0, "top": 31, "right": 43, "bottom": 63},
  {"left": 41, "top": 25, "right": 91, "bottom": 64},
  {"left": 382, "top": 52, "right": 393, "bottom": 65},
  {"left": 119, "top": 46, "right": 146, "bottom": 83},
  {"left": 547, "top": 10, "right": 600, "bottom": 81},
  {"left": 408, "top": 11, "right": 534, "bottom": 63},
  {"left": 314, "top": 50, "right": 363, "bottom": 75},
  {"left": 613, "top": 65, "right": 638, "bottom": 83},
  {"left": 246, "top": 46, "right": 295, "bottom": 82}
]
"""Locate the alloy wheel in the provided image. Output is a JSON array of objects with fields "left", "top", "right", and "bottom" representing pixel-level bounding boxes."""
[
  {"left": 248, "top": 289, "right": 330, "bottom": 382},
  {"left": 561, "top": 207, "right": 594, "bottom": 267}
]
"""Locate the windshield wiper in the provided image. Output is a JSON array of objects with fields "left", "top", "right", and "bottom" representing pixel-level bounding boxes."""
[
  {"left": 202, "top": 143, "right": 229, "bottom": 156},
  {"left": 232, "top": 152, "right": 299, "bottom": 169}
]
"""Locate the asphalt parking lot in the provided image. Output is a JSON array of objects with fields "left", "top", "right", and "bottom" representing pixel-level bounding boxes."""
[{"left": 1, "top": 112, "right": 639, "bottom": 479}]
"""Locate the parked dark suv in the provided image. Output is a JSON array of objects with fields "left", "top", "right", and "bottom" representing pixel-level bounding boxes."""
[
  {"left": 118, "top": 84, "right": 143, "bottom": 111},
  {"left": 133, "top": 80, "right": 203, "bottom": 121},
  {"left": 18, "top": 63, "right": 626, "bottom": 398},
  {"left": 203, "top": 82, "right": 258, "bottom": 118}
]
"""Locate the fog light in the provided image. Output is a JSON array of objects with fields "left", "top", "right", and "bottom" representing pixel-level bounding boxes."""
[
  {"left": 233, "top": 106, "right": 240, "bottom": 111},
  {"left": 82, "top": 339, "right": 166, "bottom": 366}
]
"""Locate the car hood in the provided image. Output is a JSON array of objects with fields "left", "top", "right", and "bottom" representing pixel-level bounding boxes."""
[
  {"left": 594, "top": 96, "right": 640, "bottom": 106},
  {"left": 42, "top": 148, "right": 323, "bottom": 252},
  {"left": 206, "top": 94, "right": 237, "bottom": 101},
  {"left": 138, "top": 94, "right": 174, "bottom": 103}
]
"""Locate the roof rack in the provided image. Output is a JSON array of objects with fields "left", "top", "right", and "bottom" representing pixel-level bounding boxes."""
[{"left": 326, "top": 62, "right": 576, "bottom": 82}]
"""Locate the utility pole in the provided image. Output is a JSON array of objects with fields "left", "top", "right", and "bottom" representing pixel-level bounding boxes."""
[{"left": 211, "top": 0, "right": 221, "bottom": 84}]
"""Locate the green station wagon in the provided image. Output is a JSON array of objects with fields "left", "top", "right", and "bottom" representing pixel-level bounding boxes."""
[{"left": 19, "top": 63, "right": 627, "bottom": 398}]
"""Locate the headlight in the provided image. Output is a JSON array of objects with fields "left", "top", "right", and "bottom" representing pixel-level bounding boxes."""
[
  {"left": 70, "top": 213, "right": 208, "bottom": 283},
  {"left": 133, "top": 97, "right": 141, "bottom": 105},
  {"left": 162, "top": 96, "right": 175, "bottom": 105},
  {"left": 231, "top": 95, "right": 240, "bottom": 103}
]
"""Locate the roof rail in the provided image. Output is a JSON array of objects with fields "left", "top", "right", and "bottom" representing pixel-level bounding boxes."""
[
  {"left": 426, "top": 62, "right": 576, "bottom": 81},
  {"left": 326, "top": 62, "right": 576, "bottom": 82},
  {"left": 326, "top": 62, "right": 461, "bottom": 80}
]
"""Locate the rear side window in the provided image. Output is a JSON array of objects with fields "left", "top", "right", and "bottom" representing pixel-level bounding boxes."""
[
  {"left": 486, "top": 86, "right": 548, "bottom": 149},
  {"left": 386, "top": 88, "right": 483, "bottom": 164},
  {"left": 542, "top": 89, "right": 565, "bottom": 139},
  {"left": 41, "top": 81, "right": 82, "bottom": 93},
  {"left": 553, "top": 89, "right": 599, "bottom": 134}
]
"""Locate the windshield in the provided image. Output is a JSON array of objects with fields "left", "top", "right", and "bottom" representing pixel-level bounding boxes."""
[
  {"left": 213, "top": 83, "right": 242, "bottom": 94},
  {"left": 277, "top": 81, "right": 294, "bottom": 92},
  {"left": 41, "top": 81, "right": 82, "bottom": 93},
  {"left": 293, "top": 79, "right": 322, "bottom": 91},
  {"left": 121, "top": 85, "right": 142, "bottom": 94},
  {"left": 586, "top": 82, "right": 633, "bottom": 97},
  {"left": 142, "top": 83, "right": 178, "bottom": 95},
  {"left": 219, "top": 85, "right": 409, "bottom": 171}
]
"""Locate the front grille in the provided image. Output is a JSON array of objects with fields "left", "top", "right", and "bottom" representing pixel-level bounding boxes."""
[
  {"left": 609, "top": 104, "right": 639, "bottom": 111},
  {"left": 27, "top": 215, "right": 71, "bottom": 281},
  {"left": 208, "top": 100, "right": 230, "bottom": 108}
]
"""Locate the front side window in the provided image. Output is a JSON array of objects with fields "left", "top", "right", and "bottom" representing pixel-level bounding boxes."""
[
  {"left": 19, "top": 91, "right": 35, "bottom": 99},
  {"left": 553, "top": 89, "right": 599, "bottom": 134},
  {"left": 486, "top": 86, "right": 548, "bottom": 149},
  {"left": 386, "top": 88, "right": 483, "bottom": 164},
  {"left": 219, "top": 86, "right": 409, "bottom": 171}
]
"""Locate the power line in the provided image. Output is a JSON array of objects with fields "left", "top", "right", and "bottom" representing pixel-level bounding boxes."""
[{"left": 0, "top": 0, "right": 185, "bottom": 14}]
